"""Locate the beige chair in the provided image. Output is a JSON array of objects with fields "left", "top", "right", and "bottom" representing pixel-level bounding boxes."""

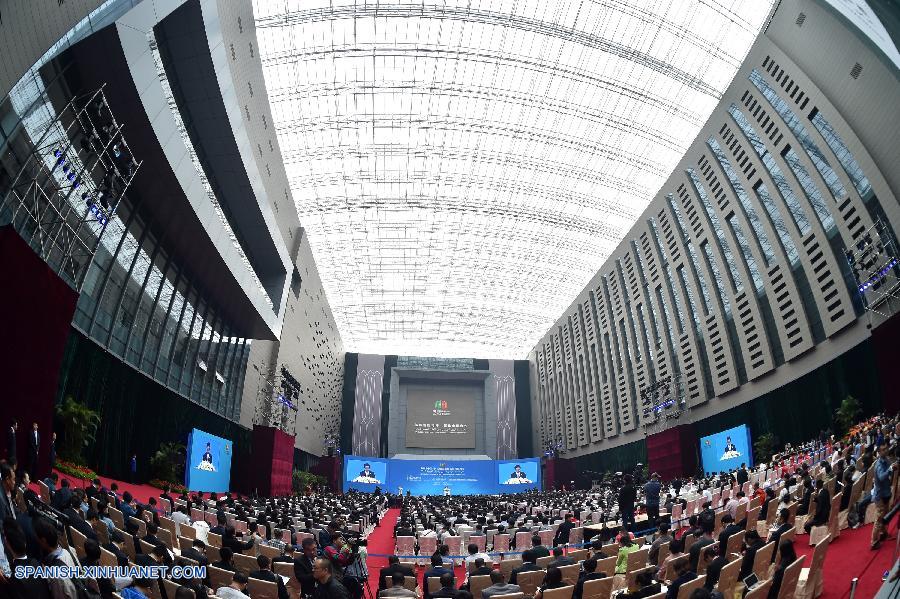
[
  {"left": 38, "top": 480, "right": 51, "bottom": 504},
  {"left": 248, "top": 577, "right": 280, "bottom": 599},
  {"left": 490, "top": 594, "right": 525, "bottom": 599},
  {"left": 725, "top": 531, "right": 745, "bottom": 558},
  {"left": 162, "top": 579, "right": 180, "bottom": 599},
  {"left": 108, "top": 507, "right": 125, "bottom": 530},
  {"left": 542, "top": 586, "right": 574, "bottom": 599},
  {"left": 581, "top": 577, "right": 613, "bottom": 599},
  {"left": 714, "top": 557, "right": 742, "bottom": 598},
  {"left": 181, "top": 524, "right": 197, "bottom": 540},
  {"left": 745, "top": 507, "right": 761, "bottom": 532},
  {"left": 773, "top": 530, "right": 795, "bottom": 565},
  {"left": 427, "top": 577, "right": 443, "bottom": 594},
  {"left": 655, "top": 541, "right": 670, "bottom": 567},
  {"left": 69, "top": 527, "right": 88, "bottom": 560},
  {"left": 676, "top": 575, "right": 705, "bottom": 599},
  {"left": 752, "top": 542, "right": 775, "bottom": 580},
  {"left": 500, "top": 558, "right": 523, "bottom": 582},
  {"left": 233, "top": 552, "right": 258, "bottom": 575},
  {"left": 625, "top": 547, "right": 648, "bottom": 573},
  {"left": 129, "top": 517, "right": 147, "bottom": 538},
  {"left": 775, "top": 556, "right": 805, "bottom": 599},
  {"left": 537, "top": 555, "right": 553, "bottom": 568},
  {"left": 116, "top": 528, "right": 136, "bottom": 561},
  {"left": 744, "top": 580, "right": 772, "bottom": 598},
  {"left": 178, "top": 536, "right": 194, "bottom": 552},
  {"left": 517, "top": 570, "right": 546, "bottom": 597},
  {"left": 559, "top": 564, "right": 580, "bottom": 585},
  {"left": 796, "top": 534, "right": 830, "bottom": 599},
  {"left": 99, "top": 546, "right": 119, "bottom": 569},
  {"left": 91, "top": 520, "right": 110, "bottom": 546},
  {"left": 596, "top": 556, "right": 617, "bottom": 578},
  {"left": 470, "top": 574, "right": 492, "bottom": 598},
  {"left": 567, "top": 549, "right": 589, "bottom": 562},
  {"left": 139, "top": 539, "right": 157, "bottom": 556},
  {"left": 208, "top": 531, "right": 223, "bottom": 547},
  {"left": 209, "top": 565, "right": 234, "bottom": 590},
  {"left": 259, "top": 544, "right": 281, "bottom": 560}
]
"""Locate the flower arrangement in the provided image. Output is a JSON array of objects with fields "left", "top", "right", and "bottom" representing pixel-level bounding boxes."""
[
  {"left": 148, "top": 479, "right": 188, "bottom": 494},
  {"left": 55, "top": 460, "right": 97, "bottom": 480}
]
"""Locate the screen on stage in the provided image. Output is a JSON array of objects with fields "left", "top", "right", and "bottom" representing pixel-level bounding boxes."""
[
  {"left": 405, "top": 387, "right": 476, "bottom": 449},
  {"left": 185, "top": 429, "right": 232, "bottom": 493},
  {"left": 343, "top": 455, "right": 541, "bottom": 495},
  {"left": 497, "top": 459, "right": 540, "bottom": 490},
  {"left": 700, "top": 424, "right": 753, "bottom": 475},
  {"left": 344, "top": 457, "right": 388, "bottom": 492}
]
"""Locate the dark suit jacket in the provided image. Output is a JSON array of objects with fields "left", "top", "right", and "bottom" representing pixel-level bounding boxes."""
[
  {"left": 812, "top": 489, "right": 831, "bottom": 524},
  {"left": 250, "top": 568, "right": 290, "bottom": 599},
  {"left": 181, "top": 547, "right": 210, "bottom": 567},
  {"left": 768, "top": 524, "right": 792, "bottom": 562},
  {"left": 314, "top": 576, "right": 350, "bottom": 599},
  {"left": 740, "top": 540, "right": 765, "bottom": 579},
  {"left": 704, "top": 556, "right": 728, "bottom": 589},
  {"left": 553, "top": 521, "right": 575, "bottom": 545},
  {"left": 666, "top": 572, "right": 697, "bottom": 599},
  {"left": 30, "top": 431, "right": 39, "bottom": 454},
  {"left": 295, "top": 554, "right": 317, "bottom": 596},
  {"left": 717, "top": 524, "right": 743, "bottom": 552},
  {"left": 574, "top": 571, "right": 605, "bottom": 599},
  {"left": 548, "top": 556, "right": 575, "bottom": 568},
  {"left": 432, "top": 588, "right": 459, "bottom": 599},
  {"left": 9, "top": 557, "right": 51, "bottom": 599},
  {"left": 102, "top": 543, "right": 130, "bottom": 567},
  {"left": 212, "top": 559, "right": 236, "bottom": 572},
  {"left": 620, "top": 583, "right": 662, "bottom": 599}
]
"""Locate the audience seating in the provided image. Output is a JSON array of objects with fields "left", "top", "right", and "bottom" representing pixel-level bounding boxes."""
[
  {"left": 675, "top": 575, "right": 705, "bottom": 599},
  {"left": 715, "top": 557, "right": 742, "bottom": 598},
  {"left": 796, "top": 535, "right": 830, "bottom": 599},
  {"left": 233, "top": 552, "right": 257, "bottom": 575},
  {"left": 208, "top": 565, "right": 233, "bottom": 590},
  {"left": 517, "top": 570, "right": 545, "bottom": 597},
  {"left": 470, "top": 574, "right": 492, "bottom": 598},
  {"left": 248, "top": 578, "right": 279, "bottom": 599},
  {"left": 581, "top": 577, "right": 612, "bottom": 599},
  {"left": 542, "top": 586, "right": 574, "bottom": 599},
  {"left": 752, "top": 542, "right": 775, "bottom": 580}
]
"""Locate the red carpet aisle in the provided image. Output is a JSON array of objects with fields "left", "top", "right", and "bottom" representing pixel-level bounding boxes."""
[
  {"left": 795, "top": 520, "right": 897, "bottom": 598},
  {"left": 366, "top": 508, "right": 401, "bottom": 592}
]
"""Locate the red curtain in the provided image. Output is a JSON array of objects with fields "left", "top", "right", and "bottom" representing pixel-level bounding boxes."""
[
  {"left": 647, "top": 423, "right": 697, "bottom": 480},
  {"left": 251, "top": 425, "right": 295, "bottom": 496},
  {"left": 0, "top": 226, "right": 77, "bottom": 477}
]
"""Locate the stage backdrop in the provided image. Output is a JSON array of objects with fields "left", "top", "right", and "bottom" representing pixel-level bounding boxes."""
[
  {"left": 405, "top": 387, "right": 476, "bottom": 449},
  {"left": 342, "top": 455, "right": 540, "bottom": 495}
]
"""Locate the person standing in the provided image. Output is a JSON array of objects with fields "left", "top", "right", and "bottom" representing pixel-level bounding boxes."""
[
  {"left": 49, "top": 432, "right": 56, "bottom": 473},
  {"left": 130, "top": 453, "right": 137, "bottom": 484},
  {"left": 6, "top": 420, "right": 17, "bottom": 463},
  {"left": 619, "top": 475, "right": 637, "bottom": 531},
  {"left": 29, "top": 422, "right": 40, "bottom": 479},
  {"left": 643, "top": 473, "right": 661, "bottom": 525},
  {"left": 871, "top": 440, "right": 897, "bottom": 549}
]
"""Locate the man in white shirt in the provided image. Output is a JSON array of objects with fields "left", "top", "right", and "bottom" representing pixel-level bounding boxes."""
[
  {"left": 170, "top": 504, "right": 192, "bottom": 536},
  {"left": 216, "top": 572, "right": 250, "bottom": 598},
  {"left": 34, "top": 516, "right": 79, "bottom": 599}
]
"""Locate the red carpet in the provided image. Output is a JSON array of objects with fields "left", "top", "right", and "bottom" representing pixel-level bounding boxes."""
[
  {"left": 366, "top": 508, "right": 899, "bottom": 598},
  {"left": 795, "top": 518, "right": 897, "bottom": 598}
]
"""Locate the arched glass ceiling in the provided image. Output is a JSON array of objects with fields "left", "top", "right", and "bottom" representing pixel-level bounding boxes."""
[{"left": 253, "top": 0, "right": 774, "bottom": 359}]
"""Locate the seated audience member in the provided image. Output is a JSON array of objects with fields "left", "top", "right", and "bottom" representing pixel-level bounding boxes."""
[
  {"left": 688, "top": 518, "right": 715, "bottom": 573},
  {"left": 122, "top": 578, "right": 156, "bottom": 599},
  {"left": 182, "top": 538, "right": 210, "bottom": 567},
  {"left": 433, "top": 572, "right": 461, "bottom": 599},
  {"left": 717, "top": 514, "right": 742, "bottom": 550},
  {"left": 482, "top": 570, "right": 521, "bottom": 599},
  {"left": 589, "top": 539, "right": 611, "bottom": 559},
  {"left": 616, "top": 534, "right": 641, "bottom": 574},
  {"left": 767, "top": 509, "right": 793, "bottom": 562},
  {"left": 210, "top": 512, "right": 228, "bottom": 537},
  {"left": 533, "top": 566, "right": 566, "bottom": 599},
  {"left": 222, "top": 525, "right": 255, "bottom": 555},
  {"left": 648, "top": 522, "right": 672, "bottom": 566},
  {"left": 803, "top": 479, "right": 831, "bottom": 534},
  {"left": 768, "top": 539, "right": 798, "bottom": 599},
  {"left": 51, "top": 478, "right": 73, "bottom": 511},
  {"left": 509, "top": 550, "right": 541, "bottom": 584},
  {"left": 665, "top": 557, "right": 697, "bottom": 599},
  {"left": 657, "top": 536, "right": 685, "bottom": 582},
  {"left": 378, "top": 555, "right": 414, "bottom": 591},
  {"left": 620, "top": 571, "right": 661, "bottom": 599},
  {"left": 531, "top": 534, "right": 550, "bottom": 558},
  {"left": 249, "top": 554, "right": 290, "bottom": 599},
  {"left": 296, "top": 537, "right": 322, "bottom": 595},
  {"left": 739, "top": 531, "right": 765, "bottom": 581},
  {"left": 424, "top": 553, "right": 455, "bottom": 599},
  {"left": 34, "top": 516, "right": 79, "bottom": 599},
  {"left": 700, "top": 545, "right": 726, "bottom": 590},
  {"left": 212, "top": 546, "right": 236, "bottom": 572},
  {"left": 381, "top": 572, "right": 417, "bottom": 598},
  {"left": 574, "top": 557, "right": 606, "bottom": 599},
  {"left": 548, "top": 546, "right": 574, "bottom": 567},
  {"left": 170, "top": 504, "right": 192, "bottom": 536},
  {"left": 3, "top": 517, "right": 51, "bottom": 599},
  {"left": 215, "top": 572, "right": 250, "bottom": 598}
]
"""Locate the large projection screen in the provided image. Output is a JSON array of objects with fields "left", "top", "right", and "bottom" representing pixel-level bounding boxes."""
[{"left": 406, "top": 387, "right": 476, "bottom": 449}]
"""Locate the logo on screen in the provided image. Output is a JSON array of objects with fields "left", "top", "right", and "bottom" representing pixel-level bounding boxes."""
[{"left": 432, "top": 399, "right": 450, "bottom": 416}]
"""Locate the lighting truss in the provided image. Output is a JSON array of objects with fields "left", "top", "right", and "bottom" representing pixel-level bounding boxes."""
[
  {"left": 845, "top": 218, "right": 900, "bottom": 318},
  {"left": 253, "top": 0, "right": 774, "bottom": 358}
]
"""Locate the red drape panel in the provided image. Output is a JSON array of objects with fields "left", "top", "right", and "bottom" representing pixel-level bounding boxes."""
[
  {"left": 310, "top": 456, "right": 342, "bottom": 491},
  {"left": 0, "top": 226, "right": 77, "bottom": 477},
  {"left": 251, "top": 425, "right": 295, "bottom": 497},
  {"left": 647, "top": 423, "right": 697, "bottom": 480}
]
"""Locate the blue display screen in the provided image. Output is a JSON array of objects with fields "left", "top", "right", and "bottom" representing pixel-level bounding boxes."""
[
  {"left": 496, "top": 459, "right": 540, "bottom": 490},
  {"left": 344, "top": 457, "right": 389, "bottom": 492},
  {"left": 343, "top": 455, "right": 541, "bottom": 495},
  {"left": 700, "top": 424, "right": 753, "bottom": 475},
  {"left": 185, "top": 429, "right": 233, "bottom": 493}
]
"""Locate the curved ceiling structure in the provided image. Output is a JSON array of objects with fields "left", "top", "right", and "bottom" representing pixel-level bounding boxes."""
[{"left": 253, "top": 0, "right": 775, "bottom": 359}]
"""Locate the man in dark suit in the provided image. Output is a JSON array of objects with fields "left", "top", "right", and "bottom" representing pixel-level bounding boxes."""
[
  {"left": 510, "top": 465, "right": 527, "bottom": 479},
  {"left": 509, "top": 550, "right": 541, "bottom": 584},
  {"left": 701, "top": 545, "right": 727, "bottom": 590},
  {"left": 432, "top": 572, "right": 460, "bottom": 599},
  {"left": 716, "top": 514, "right": 743, "bottom": 551},
  {"left": 28, "top": 422, "right": 40, "bottom": 478},
  {"left": 6, "top": 420, "right": 16, "bottom": 463},
  {"left": 313, "top": 557, "right": 351, "bottom": 599},
  {"left": 249, "top": 554, "right": 290, "bottom": 599},
  {"left": 294, "top": 537, "right": 319, "bottom": 596},
  {"left": 548, "top": 546, "right": 574, "bottom": 567},
  {"left": 0, "top": 463, "right": 17, "bottom": 523},
  {"left": 737, "top": 463, "right": 749, "bottom": 486},
  {"left": 63, "top": 498, "right": 98, "bottom": 542},
  {"left": 212, "top": 546, "right": 237, "bottom": 572},
  {"left": 688, "top": 519, "right": 715, "bottom": 573},
  {"left": 102, "top": 531, "right": 131, "bottom": 567},
  {"left": 767, "top": 508, "right": 793, "bottom": 562},
  {"left": 665, "top": 557, "right": 697, "bottom": 599},
  {"left": 423, "top": 554, "right": 454, "bottom": 599},
  {"left": 553, "top": 514, "right": 577, "bottom": 546},
  {"left": 3, "top": 517, "right": 51, "bottom": 599},
  {"left": 739, "top": 530, "right": 765, "bottom": 580},
  {"left": 51, "top": 479, "right": 73, "bottom": 511},
  {"left": 182, "top": 538, "right": 210, "bottom": 567},
  {"left": 142, "top": 522, "right": 165, "bottom": 550},
  {"left": 573, "top": 557, "right": 606, "bottom": 599},
  {"left": 379, "top": 555, "right": 415, "bottom": 590},
  {"left": 803, "top": 479, "right": 831, "bottom": 534}
]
